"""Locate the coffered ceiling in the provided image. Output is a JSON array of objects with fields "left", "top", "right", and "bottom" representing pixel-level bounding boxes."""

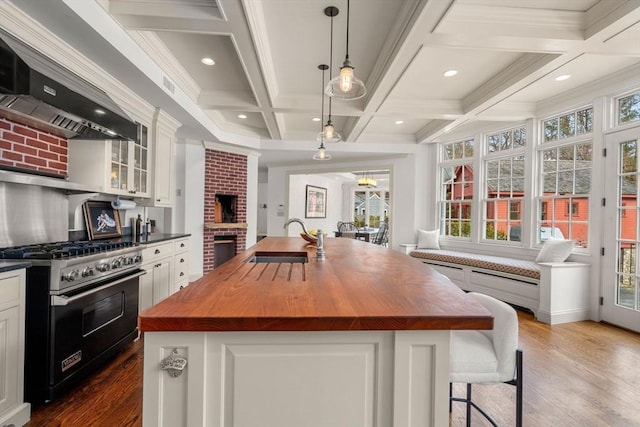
[{"left": 5, "top": 0, "right": 640, "bottom": 168}]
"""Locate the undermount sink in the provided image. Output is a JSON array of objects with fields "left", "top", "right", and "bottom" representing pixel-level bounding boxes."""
[{"left": 250, "top": 251, "right": 308, "bottom": 264}]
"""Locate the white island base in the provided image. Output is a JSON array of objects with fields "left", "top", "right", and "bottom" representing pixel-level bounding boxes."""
[{"left": 142, "top": 330, "right": 451, "bottom": 427}]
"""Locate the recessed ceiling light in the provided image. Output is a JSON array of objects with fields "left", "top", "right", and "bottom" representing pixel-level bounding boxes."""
[
  {"left": 443, "top": 70, "right": 458, "bottom": 77},
  {"left": 201, "top": 57, "right": 215, "bottom": 66},
  {"left": 555, "top": 74, "right": 571, "bottom": 81},
  {"left": 237, "top": 114, "right": 247, "bottom": 119},
  {"left": 94, "top": 109, "right": 106, "bottom": 115},
  {"left": 394, "top": 120, "right": 404, "bottom": 125},
  {"left": 312, "top": 117, "right": 321, "bottom": 122}
]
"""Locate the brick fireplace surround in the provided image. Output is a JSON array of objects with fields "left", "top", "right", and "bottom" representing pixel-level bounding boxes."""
[{"left": 203, "top": 149, "right": 247, "bottom": 274}]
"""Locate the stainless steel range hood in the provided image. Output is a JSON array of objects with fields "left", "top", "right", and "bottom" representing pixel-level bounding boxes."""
[{"left": 0, "top": 29, "right": 137, "bottom": 141}]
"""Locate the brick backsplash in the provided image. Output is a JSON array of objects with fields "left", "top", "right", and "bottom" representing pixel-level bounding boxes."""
[
  {"left": 0, "top": 116, "right": 68, "bottom": 176},
  {"left": 203, "top": 149, "right": 248, "bottom": 273}
]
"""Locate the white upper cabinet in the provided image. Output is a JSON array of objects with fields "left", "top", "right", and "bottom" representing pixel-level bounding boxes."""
[
  {"left": 68, "top": 123, "right": 151, "bottom": 198},
  {"left": 144, "top": 109, "right": 181, "bottom": 207}
]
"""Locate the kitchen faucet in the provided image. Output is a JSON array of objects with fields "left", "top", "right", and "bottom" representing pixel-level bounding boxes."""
[{"left": 283, "top": 218, "right": 325, "bottom": 261}]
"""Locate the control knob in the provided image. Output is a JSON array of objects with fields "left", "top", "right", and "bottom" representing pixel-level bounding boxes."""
[
  {"left": 96, "top": 262, "right": 111, "bottom": 272},
  {"left": 134, "top": 255, "right": 143, "bottom": 264},
  {"left": 81, "top": 267, "right": 95, "bottom": 277},
  {"left": 111, "top": 257, "right": 124, "bottom": 269},
  {"left": 64, "top": 270, "right": 80, "bottom": 282}
]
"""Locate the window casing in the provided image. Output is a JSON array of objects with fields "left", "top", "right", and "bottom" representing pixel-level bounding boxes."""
[
  {"left": 538, "top": 108, "right": 593, "bottom": 248},
  {"left": 483, "top": 127, "right": 526, "bottom": 243},
  {"left": 439, "top": 139, "right": 474, "bottom": 238},
  {"left": 617, "top": 91, "right": 640, "bottom": 125}
]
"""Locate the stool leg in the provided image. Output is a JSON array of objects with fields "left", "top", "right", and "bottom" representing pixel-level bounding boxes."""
[{"left": 466, "top": 383, "right": 472, "bottom": 427}]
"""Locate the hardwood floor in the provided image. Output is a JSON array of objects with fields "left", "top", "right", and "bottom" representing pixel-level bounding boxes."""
[{"left": 26, "top": 311, "right": 640, "bottom": 426}]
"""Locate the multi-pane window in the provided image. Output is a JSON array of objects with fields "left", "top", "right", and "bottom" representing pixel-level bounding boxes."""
[
  {"left": 439, "top": 139, "right": 474, "bottom": 238},
  {"left": 543, "top": 107, "right": 593, "bottom": 142},
  {"left": 483, "top": 127, "right": 526, "bottom": 242},
  {"left": 539, "top": 139, "right": 592, "bottom": 247},
  {"left": 617, "top": 91, "right": 640, "bottom": 125}
]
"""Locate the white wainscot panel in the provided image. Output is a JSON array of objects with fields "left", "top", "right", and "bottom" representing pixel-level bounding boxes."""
[{"left": 206, "top": 332, "right": 394, "bottom": 427}]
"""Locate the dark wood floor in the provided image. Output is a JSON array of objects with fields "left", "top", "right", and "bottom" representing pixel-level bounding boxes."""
[{"left": 27, "top": 311, "right": 640, "bottom": 426}]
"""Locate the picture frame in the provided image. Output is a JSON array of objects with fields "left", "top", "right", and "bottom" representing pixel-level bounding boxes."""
[
  {"left": 83, "top": 200, "right": 123, "bottom": 240},
  {"left": 305, "top": 185, "right": 327, "bottom": 218}
]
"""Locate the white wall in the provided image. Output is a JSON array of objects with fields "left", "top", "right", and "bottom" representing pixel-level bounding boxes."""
[
  {"left": 177, "top": 139, "right": 206, "bottom": 281},
  {"left": 286, "top": 174, "right": 344, "bottom": 236}
]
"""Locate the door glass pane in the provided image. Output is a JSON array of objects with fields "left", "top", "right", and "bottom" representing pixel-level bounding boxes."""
[
  {"left": 616, "top": 139, "right": 639, "bottom": 310},
  {"left": 353, "top": 191, "right": 366, "bottom": 228},
  {"left": 121, "top": 165, "right": 128, "bottom": 191}
]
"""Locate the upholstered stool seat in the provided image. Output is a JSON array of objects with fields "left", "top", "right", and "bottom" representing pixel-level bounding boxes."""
[{"left": 450, "top": 292, "right": 523, "bottom": 427}]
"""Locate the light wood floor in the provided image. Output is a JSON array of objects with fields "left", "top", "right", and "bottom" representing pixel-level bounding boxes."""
[{"left": 26, "top": 310, "right": 640, "bottom": 426}]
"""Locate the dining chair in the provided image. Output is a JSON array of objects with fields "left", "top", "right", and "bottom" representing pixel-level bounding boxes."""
[
  {"left": 449, "top": 292, "right": 523, "bottom": 427},
  {"left": 372, "top": 222, "right": 388, "bottom": 246}
]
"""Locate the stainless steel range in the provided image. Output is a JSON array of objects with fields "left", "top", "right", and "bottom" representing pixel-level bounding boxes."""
[{"left": 0, "top": 239, "right": 144, "bottom": 403}]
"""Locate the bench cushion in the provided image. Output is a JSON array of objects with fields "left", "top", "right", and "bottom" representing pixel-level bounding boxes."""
[{"left": 410, "top": 249, "right": 541, "bottom": 280}]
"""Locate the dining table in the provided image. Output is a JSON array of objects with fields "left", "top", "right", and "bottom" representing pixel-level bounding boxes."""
[{"left": 335, "top": 228, "right": 379, "bottom": 242}]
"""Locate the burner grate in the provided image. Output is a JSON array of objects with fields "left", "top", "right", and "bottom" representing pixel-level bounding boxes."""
[{"left": 0, "top": 240, "right": 136, "bottom": 260}]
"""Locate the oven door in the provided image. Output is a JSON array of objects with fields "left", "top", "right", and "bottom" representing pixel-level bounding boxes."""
[{"left": 49, "top": 270, "right": 144, "bottom": 387}]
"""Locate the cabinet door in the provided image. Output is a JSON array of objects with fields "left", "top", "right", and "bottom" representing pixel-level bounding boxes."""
[
  {"left": 139, "top": 263, "right": 155, "bottom": 313},
  {"left": 152, "top": 259, "right": 172, "bottom": 305},
  {"left": 131, "top": 124, "right": 149, "bottom": 196},
  {"left": 0, "top": 306, "right": 19, "bottom": 415},
  {"left": 153, "top": 126, "right": 173, "bottom": 206}
]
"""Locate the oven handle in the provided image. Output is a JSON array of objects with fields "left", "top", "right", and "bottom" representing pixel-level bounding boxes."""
[{"left": 51, "top": 270, "right": 147, "bottom": 306}]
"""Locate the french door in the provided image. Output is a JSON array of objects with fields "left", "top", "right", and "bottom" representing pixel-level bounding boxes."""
[{"left": 602, "top": 127, "right": 640, "bottom": 332}]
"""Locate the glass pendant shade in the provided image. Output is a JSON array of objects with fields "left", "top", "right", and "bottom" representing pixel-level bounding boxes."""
[
  {"left": 325, "top": 59, "right": 366, "bottom": 100},
  {"left": 316, "top": 120, "right": 341, "bottom": 143},
  {"left": 313, "top": 143, "right": 332, "bottom": 161}
]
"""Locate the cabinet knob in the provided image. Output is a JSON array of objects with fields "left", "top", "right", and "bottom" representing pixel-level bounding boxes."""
[
  {"left": 179, "top": 285, "right": 185, "bottom": 290},
  {"left": 180, "top": 258, "right": 184, "bottom": 263},
  {"left": 156, "top": 199, "right": 161, "bottom": 202},
  {"left": 180, "top": 243, "right": 185, "bottom": 248},
  {"left": 180, "top": 272, "right": 184, "bottom": 277},
  {"left": 155, "top": 249, "right": 160, "bottom": 254}
]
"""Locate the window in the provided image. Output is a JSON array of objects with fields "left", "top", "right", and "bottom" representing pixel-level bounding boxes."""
[
  {"left": 567, "top": 202, "right": 579, "bottom": 216},
  {"left": 543, "top": 107, "right": 593, "bottom": 142},
  {"left": 539, "top": 118, "right": 592, "bottom": 247},
  {"left": 483, "top": 127, "right": 526, "bottom": 242},
  {"left": 439, "top": 139, "right": 474, "bottom": 238},
  {"left": 617, "top": 91, "right": 640, "bottom": 125}
]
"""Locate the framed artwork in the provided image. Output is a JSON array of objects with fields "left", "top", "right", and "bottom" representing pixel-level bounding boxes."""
[
  {"left": 305, "top": 185, "right": 327, "bottom": 218},
  {"left": 83, "top": 200, "right": 123, "bottom": 240}
]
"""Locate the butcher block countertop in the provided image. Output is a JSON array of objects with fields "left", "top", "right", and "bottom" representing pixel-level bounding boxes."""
[{"left": 138, "top": 237, "right": 492, "bottom": 332}]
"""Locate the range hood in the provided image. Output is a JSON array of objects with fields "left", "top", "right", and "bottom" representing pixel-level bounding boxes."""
[{"left": 0, "top": 29, "right": 137, "bottom": 141}]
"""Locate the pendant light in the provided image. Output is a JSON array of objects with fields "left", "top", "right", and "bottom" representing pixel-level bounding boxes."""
[
  {"left": 325, "top": 0, "right": 366, "bottom": 101},
  {"left": 313, "top": 64, "right": 332, "bottom": 161},
  {"left": 318, "top": 7, "right": 342, "bottom": 143}
]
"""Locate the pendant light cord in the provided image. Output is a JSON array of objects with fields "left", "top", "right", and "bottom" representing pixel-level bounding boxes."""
[
  {"left": 345, "top": 0, "right": 350, "bottom": 60},
  {"left": 328, "top": 11, "right": 334, "bottom": 121},
  {"left": 320, "top": 67, "right": 325, "bottom": 141}
]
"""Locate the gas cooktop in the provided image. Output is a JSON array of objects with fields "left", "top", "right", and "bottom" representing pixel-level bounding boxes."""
[{"left": 0, "top": 240, "right": 137, "bottom": 260}]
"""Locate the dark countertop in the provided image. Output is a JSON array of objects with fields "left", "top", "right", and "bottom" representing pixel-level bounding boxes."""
[
  {"left": 0, "top": 260, "right": 32, "bottom": 273},
  {"left": 139, "top": 237, "right": 493, "bottom": 332},
  {"left": 120, "top": 233, "right": 191, "bottom": 245}
]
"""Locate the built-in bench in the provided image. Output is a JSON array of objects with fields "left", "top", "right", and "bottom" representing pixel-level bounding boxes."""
[{"left": 401, "top": 245, "right": 590, "bottom": 325}]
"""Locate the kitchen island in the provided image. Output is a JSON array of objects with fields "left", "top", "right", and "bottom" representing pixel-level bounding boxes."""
[{"left": 139, "top": 237, "right": 492, "bottom": 427}]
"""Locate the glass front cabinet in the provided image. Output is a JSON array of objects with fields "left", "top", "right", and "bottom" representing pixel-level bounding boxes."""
[{"left": 69, "top": 123, "right": 151, "bottom": 197}]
